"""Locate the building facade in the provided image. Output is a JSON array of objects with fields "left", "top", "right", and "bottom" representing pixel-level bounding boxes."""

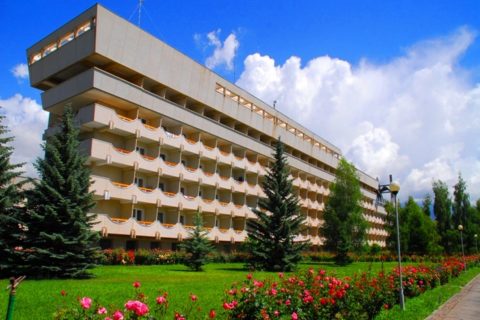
[{"left": 27, "top": 4, "right": 387, "bottom": 250}]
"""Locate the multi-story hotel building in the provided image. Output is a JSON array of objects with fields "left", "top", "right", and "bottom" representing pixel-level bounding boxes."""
[{"left": 26, "top": 4, "right": 387, "bottom": 250}]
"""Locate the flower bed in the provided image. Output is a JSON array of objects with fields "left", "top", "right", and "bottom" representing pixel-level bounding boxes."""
[
  {"left": 98, "top": 249, "right": 250, "bottom": 266},
  {"left": 56, "top": 256, "right": 479, "bottom": 319}
]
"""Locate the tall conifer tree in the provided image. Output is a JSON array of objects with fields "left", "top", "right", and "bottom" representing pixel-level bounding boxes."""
[
  {"left": 0, "top": 111, "right": 27, "bottom": 277},
  {"left": 22, "top": 108, "right": 99, "bottom": 278},
  {"left": 247, "top": 139, "right": 308, "bottom": 271}
]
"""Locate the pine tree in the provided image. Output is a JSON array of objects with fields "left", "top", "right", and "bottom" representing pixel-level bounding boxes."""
[
  {"left": 179, "top": 212, "right": 214, "bottom": 271},
  {"left": 21, "top": 108, "right": 99, "bottom": 278},
  {"left": 247, "top": 139, "right": 308, "bottom": 271},
  {"left": 0, "top": 111, "right": 27, "bottom": 278},
  {"left": 321, "top": 158, "right": 367, "bottom": 265}
]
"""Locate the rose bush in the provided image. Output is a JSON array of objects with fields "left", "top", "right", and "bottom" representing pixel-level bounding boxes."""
[{"left": 55, "top": 255, "right": 479, "bottom": 319}]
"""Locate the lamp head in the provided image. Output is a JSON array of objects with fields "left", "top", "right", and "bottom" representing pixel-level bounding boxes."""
[
  {"left": 389, "top": 181, "right": 400, "bottom": 194},
  {"left": 458, "top": 224, "right": 464, "bottom": 231},
  {"left": 475, "top": 234, "right": 478, "bottom": 238}
]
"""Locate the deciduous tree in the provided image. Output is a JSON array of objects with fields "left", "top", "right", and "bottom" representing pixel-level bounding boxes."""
[{"left": 321, "top": 158, "right": 367, "bottom": 265}]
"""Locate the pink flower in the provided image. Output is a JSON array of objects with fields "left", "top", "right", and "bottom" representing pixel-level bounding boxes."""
[
  {"left": 60, "top": 290, "right": 67, "bottom": 296},
  {"left": 156, "top": 296, "right": 167, "bottom": 304},
  {"left": 278, "top": 272, "right": 284, "bottom": 278},
  {"left": 291, "top": 312, "right": 298, "bottom": 320},
  {"left": 80, "top": 297, "right": 92, "bottom": 309},
  {"left": 113, "top": 311, "right": 124, "bottom": 320},
  {"left": 190, "top": 294, "right": 198, "bottom": 302},
  {"left": 133, "top": 281, "right": 141, "bottom": 288},
  {"left": 97, "top": 307, "right": 107, "bottom": 314},
  {"left": 274, "top": 310, "right": 280, "bottom": 316},
  {"left": 285, "top": 299, "right": 291, "bottom": 306},
  {"left": 125, "top": 300, "right": 149, "bottom": 316},
  {"left": 247, "top": 273, "right": 252, "bottom": 280},
  {"left": 223, "top": 301, "right": 238, "bottom": 310}
]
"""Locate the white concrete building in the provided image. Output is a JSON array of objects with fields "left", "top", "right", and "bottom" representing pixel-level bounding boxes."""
[{"left": 27, "top": 4, "right": 387, "bottom": 250}]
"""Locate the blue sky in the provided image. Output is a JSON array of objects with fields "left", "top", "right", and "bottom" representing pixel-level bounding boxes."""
[{"left": 1, "top": 0, "right": 480, "bottom": 201}]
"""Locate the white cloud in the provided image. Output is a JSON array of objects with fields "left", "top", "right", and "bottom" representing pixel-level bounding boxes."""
[
  {"left": 201, "top": 29, "right": 239, "bottom": 70},
  {"left": 11, "top": 63, "right": 29, "bottom": 80},
  {"left": 0, "top": 94, "right": 48, "bottom": 177},
  {"left": 236, "top": 27, "right": 480, "bottom": 201}
]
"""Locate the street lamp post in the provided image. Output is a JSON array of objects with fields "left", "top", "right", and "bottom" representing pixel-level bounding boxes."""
[
  {"left": 390, "top": 182, "right": 405, "bottom": 311},
  {"left": 376, "top": 176, "right": 404, "bottom": 311},
  {"left": 458, "top": 224, "right": 466, "bottom": 271},
  {"left": 475, "top": 234, "right": 478, "bottom": 254}
]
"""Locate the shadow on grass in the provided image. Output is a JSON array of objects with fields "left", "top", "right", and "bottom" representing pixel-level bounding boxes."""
[{"left": 215, "top": 267, "right": 250, "bottom": 272}]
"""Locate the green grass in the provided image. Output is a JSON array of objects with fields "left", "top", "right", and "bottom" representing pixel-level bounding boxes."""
[
  {"left": 0, "top": 261, "right": 398, "bottom": 319},
  {"left": 375, "top": 266, "right": 480, "bottom": 320}
]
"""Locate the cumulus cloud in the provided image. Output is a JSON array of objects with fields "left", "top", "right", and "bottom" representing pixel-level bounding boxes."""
[
  {"left": 236, "top": 27, "right": 480, "bottom": 200},
  {"left": 11, "top": 63, "right": 29, "bottom": 80},
  {"left": 198, "top": 29, "right": 239, "bottom": 70},
  {"left": 0, "top": 94, "right": 48, "bottom": 177}
]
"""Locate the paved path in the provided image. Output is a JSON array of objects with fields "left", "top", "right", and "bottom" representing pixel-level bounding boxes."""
[{"left": 426, "top": 273, "right": 480, "bottom": 320}]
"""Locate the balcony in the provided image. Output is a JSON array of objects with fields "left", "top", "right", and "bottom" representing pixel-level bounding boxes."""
[{"left": 93, "top": 213, "right": 248, "bottom": 242}]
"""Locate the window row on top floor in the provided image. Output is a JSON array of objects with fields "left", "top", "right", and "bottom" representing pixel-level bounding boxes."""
[{"left": 29, "top": 18, "right": 94, "bottom": 64}]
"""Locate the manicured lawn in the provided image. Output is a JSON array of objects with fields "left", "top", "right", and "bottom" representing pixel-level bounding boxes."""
[
  {"left": 375, "top": 266, "right": 480, "bottom": 320},
  {"left": 0, "top": 261, "right": 398, "bottom": 319}
]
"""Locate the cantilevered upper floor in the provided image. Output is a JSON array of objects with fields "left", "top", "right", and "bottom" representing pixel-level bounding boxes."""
[{"left": 26, "top": 3, "right": 380, "bottom": 197}]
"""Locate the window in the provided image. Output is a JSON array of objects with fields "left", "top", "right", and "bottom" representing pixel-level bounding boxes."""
[
  {"left": 171, "top": 242, "right": 178, "bottom": 251},
  {"left": 157, "top": 211, "right": 164, "bottom": 223},
  {"left": 76, "top": 21, "right": 91, "bottom": 37},
  {"left": 198, "top": 190, "right": 202, "bottom": 197},
  {"left": 181, "top": 160, "right": 186, "bottom": 166},
  {"left": 59, "top": 32, "right": 74, "bottom": 47},
  {"left": 215, "top": 219, "right": 219, "bottom": 227},
  {"left": 159, "top": 153, "right": 166, "bottom": 161},
  {"left": 134, "top": 177, "right": 144, "bottom": 188},
  {"left": 99, "top": 239, "right": 112, "bottom": 250},
  {"left": 126, "top": 240, "right": 137, "bottom": 251},
  {"left": 139, "top": 118, "right": 147, "bottom": 124},
  {"left": 158, "top": 183, "right": 165, "bottom": 191},
  {"left": 136, "top": 147, "right": 145, "bottom": 155},
  {"left": 133, "top": 208, "right": 144, "bottom": 221},
  {"left": 43, "top": 43, "right": 57, "bottom": 57},
  {"left": 180, "top": 187, "right": 185, "bottom": 195},
  {"left": 179, "top": 215, "right": 185, "bottom": 225},
  {"left": 150, "top": 242, "right": 160, "bottom": 249}
]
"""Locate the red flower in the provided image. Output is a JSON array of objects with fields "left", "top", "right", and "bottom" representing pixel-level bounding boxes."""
[
  {"left": 209, "top": 309, "right": 216, "bottom": 318},
  {"left": 133, "top": 281, "right": 141, "bottom": 288}
]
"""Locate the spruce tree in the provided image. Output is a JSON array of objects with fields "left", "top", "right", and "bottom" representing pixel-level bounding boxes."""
[
  {"left": 321, "top": 158, "right": 367, "bottom": 265},
  {"left": 247, "top": 139, "right": 308, "bottom": 271},
  {"left": 21, "top": 108, "right": 99, "bottom": 278},
  {"left": 0, "top": 111, "right": 27, "bottom": 278},
  {"left": 179, "top": 211, "right": 214, "bottom": 271}
]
